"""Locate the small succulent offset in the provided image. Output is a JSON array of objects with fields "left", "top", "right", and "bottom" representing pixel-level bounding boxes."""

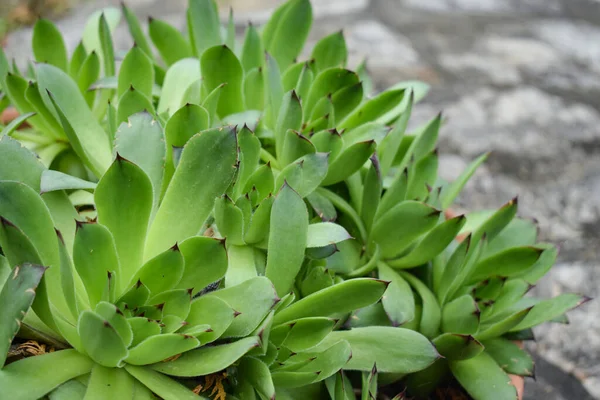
[{"left": 0, "top": 0, "right": 590, "bottom": 400}]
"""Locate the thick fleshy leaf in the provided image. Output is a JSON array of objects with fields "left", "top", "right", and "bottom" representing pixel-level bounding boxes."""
[
  {"left": 272, "top": 317, "right": 336, "bottom": 352},
  {"left": 225, "top": 244, "right": 258, "bottom": 287},
  {"left": 273, "top": 278, "right": 388, "bottom": 324},
  {"left": 95, "top": 157, "right": 152, "bottom": 292},
  {"left": 483, "top": 338, "right": 534, "bottom": 376},
  {"left": 36, "top": 64, "right": 112, "bottom": 176},
  {"left": 339, "top": 89, "right": 405, "bottom": 130},
  {"left": 372, "top": 201, "right": 441, "bottom": 259},
  {"left": 183, "top": 295, "right": 234, "bottom": 343},
  {"left": 406, "top": 150, "right": 438, "bottom": 200},
  {"left": 214, "top": 196, "right": 244, "bottom": 245},
  {"left": 322, "top": 140, "right": 376, "bottom": 186},
  {"left": 262, "top": 0, "right": 312, "bottom": 70},
  {"left": 148, "top": 18, "right": 192, "bottom": 66},
  {"left": 0, "top": 350, "right": 93, "bottom": 399},
  {"left": 234, "top": 126, "right": 261, "bottom": 198},
  {"left": 275, "top": 91, "right": 303, "bottom": 160},
  {"left": 307, "top": 191, "right": 337, "bottom": 222},
  {"left": 241, "top": 24, "right": 263, "bottom": 72},
  {"left": 387, "top": 215, "right": 466, "bottom": 269},
  {"left": 271, "top": 371, "right": 321, "bottom": 388},
  {"left": 311, "top": 31, "right": 347, "bottom": 71},
  {"left": 40, "top": 170, "right": 96, "bottom": 193},
  {"left": 84, "top": 364, "right": 134, "bottom": 400},
  {"left": 243, "top": 68, "right": 265, "bottom": 111},
  {"left": 510, "top": 294, "right": 589, "bottom": 332},
  {"left": 394, "top": 114, "right": 441, "bottom": 171},
  {"left": 176, "top": 236, "right": 227, "bottom": 293},
  {"left": 49, "top": 379, "right": 88, "bottom": 400},
  {"left": 132, "top": 245, "right": 184, "bottom": 295},
  {"left": 441, "top": 295, "right": 480, "bottom": 335},
  {"left": 281, "top": 340, "right": 352, "bottom": 384},
  {"left": 475, "top": 308, "right": 532, "bottom": 341},
  {"left": 315, "top": 327, "right": 439, "bottom": 373},
  {"left": 305, "top": 68, "right": 358, "bottom": 117},
  {"left": 77, "top": 51, "right": 100, "bottom": 107},
  {"left": 148, "top": 289, "right": 191, "bottom": 320},
  {"left": 78, "top": 310, "right": 128, "bottom": 368},
  {"left": 73, "top": 222, "right": 119, "bottom": 306},
  {"left": 0, "top": 263, "right": 46, "bottom": 367},
  {"left": 126, "top": 334, "right": 200, "bottom": 365},
  {"left": 145, "top": 127, "right": 237, "bottom": 259},
  {"left": 121, "top": 3, "right": 153, "bottom": 60},
  {"left": 265, "top": 184, "right": 308, "bottom": 296},
  {"left": 33, "top": 19, "right": 68, "bottom": 72},
  {"left": 152, "top": 336, "right": 260, "bottom": 377},
  {"left": 433, "top": 333, "right": 483, "bottom": 361},
  {"left": 156, "top": 58, "right": 200, "bottom": 117},
  {"left": 238, "top": 357, "right": 275, "bottom": 400},
  {"left": 187, "top": 0, "right": 221, "bottom": 56},
  {"left": 118, "top": 46, "right": 154, "bottom": 98},
  {"left": 206, "top": 277, "right": 278, "bottom": 337},
  {"left": 125, "top": 365, "right": 205, "bottom": 400},
  {"left": 306, "top": 222, "right": 352, "bottom": 248},
  {"left": 449, "top": 352, "right": 517, "bottom": 400},
  {"left": 95, "top": 301, "right": 133, "bottom": 347},
  {"left": 201, "top": 45, "right": 244, "bottom": 117},
  {"left": 244, "top": 196, "right": 274, "bottom": 244},
  {"left": 378, "top": 262, "right": 415, "bottom": 327},
  {"left": 128, "top": 317, "right": 162, "bottom": 347},
  {"left": 114, "top": 112, "right": 165, "bottom": 213},
  {"left": 0, "top": 181, "right": 65, "bottom": 318},
  {"left": 398, "top": 270, "right": 441, "bottom": 339},
  {"left": 98, "top": 13, "right": 115, "bottom": 76},
  {"left": 264, "top": 52, "right": 284, "bottom": 127},
  {"left": 275, "top": 152, "right": 329, "bottom": 198},
  {"left": 117, "top": 87, "right": 155, "bottom": 125},
  {"left": 468, "top": 246, "right": 543, "bottom": 284}
]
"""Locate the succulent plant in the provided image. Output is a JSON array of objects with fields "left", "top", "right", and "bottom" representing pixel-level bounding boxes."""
[{"left": 0, "top": 0, "right": 590, "bottom": 399}]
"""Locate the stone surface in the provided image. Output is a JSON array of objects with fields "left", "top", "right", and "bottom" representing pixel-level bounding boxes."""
[{"left": 3, "top": 0, "right": 600, "bottom": 397}]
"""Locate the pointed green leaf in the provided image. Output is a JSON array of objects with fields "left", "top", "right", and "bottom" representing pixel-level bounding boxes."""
[
  {"left": 40, "top": 170, "right": 97, "bottom": 193},
  {"left": 132, "top": 245, "right": 184, "bottom": 295},
  {"left": 510, "top": 294, "right": 589, "bottom": 332},
  {"left": 156, "top": 58, "right": 201, "bottom": 117},
  {"left": 187, "top": 0, "right": 221, "bottom": 56},
  {"left": 121, "top": 4, "right": 154, "bottom": 60},
  {"left": 372, "top": 201, "right": 441, "bottom": 259},
  {"left": 126, "top": 334, "right": 200, "bottom": 365},
  {"left": 0, "top": 350, "right": 93, "bottom": 399},
  {"left": 449, "top": 352, "right": 517, "bottom": 400},
  {"left": 322, "top": 141, "right": 376, "bottom": 186},
  {"left": 206, "top": 277, "right": 278, "bottom": 337},
  {"left": 469, "top": 247, "right": 543, "bottom": 284},
  {"left": 265, "top": 184, "right": 308, "bottom": 296},
  {"left": 85, "top": 364, "right": 134, "bottom": 400},
  {"left": 433, "top": 333, "right": 484, "bottom": 361},
  {"left": 37, "top": 64, "right": 112, "bottom": 176},
  {"left": 145, "top": 126, "right": 237, "bottom": 258},
  {"left": 387, "top": 215, "right": 466, "bottom": 269},
  {"left": 241, "top": 24, "right": 263, "bottom": 72},
  {"left": 96, "top": 157, "right": 152, "bottom": 292},
  {"left": 262, "top": 0, "right": 312, "bottom": 70},
  {"left": 78, "top": 310, "right": 128, "bottom": 368},
  {"left": 378, "top": 262, "right": 415, "bottom": 327},
  {"left": 311, "top": 31, "right": 347, "bottom": 71},
  {"left": 201, "top": 45, "right": 244, "bottom": 117},
  {"left": 183, "top": 295, "right": 234, "bottom": 343},
  {"left": 316, "top": 327, "right": 439, "bottom": 373},
  {"left": 148, "top": 18, "right": 192, "bottom": 66},
  {"left": 0, "top": 263, "right": 46, "bottom": 367},
  {"left": 339, "top": 89, "right": 406, "bottom": 130},
  {"left": 118, "top": 46, "right": 154, "bottom": 99},
  {"left": 275, "top": 152, "right": 329, "bottom": 198},
  {"left": 273, "top": 278, "right": 388, "bottom": 324},
  {"left": 441, "top": 295, "right": 480, "bottom": 335},
  {"left": 125, "top": 365, "right": 206, "bottom": 400},
  {"left": 238, "top": 357, "right": 275, "bottom": 399},
  {"left": 152, "top": 336, "right": 260, "bottom": 377},
  {"left": 306, "top": 222, "right": 352, "bottom": 248},
  {"left": 73, "top": 222, "right": 119, "bottom": 307},
  {"left": 176, "top": 236, "right": 227, "bottom": 294}
]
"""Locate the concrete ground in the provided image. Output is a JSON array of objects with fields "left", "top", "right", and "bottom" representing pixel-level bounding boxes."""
[{"left": 4, "top": 0, "right": 600, "bottom": 398}]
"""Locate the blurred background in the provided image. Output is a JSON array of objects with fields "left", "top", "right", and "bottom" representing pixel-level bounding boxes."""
[{"left": 2, "top": 0, "right": 599, "bottom": 398}]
